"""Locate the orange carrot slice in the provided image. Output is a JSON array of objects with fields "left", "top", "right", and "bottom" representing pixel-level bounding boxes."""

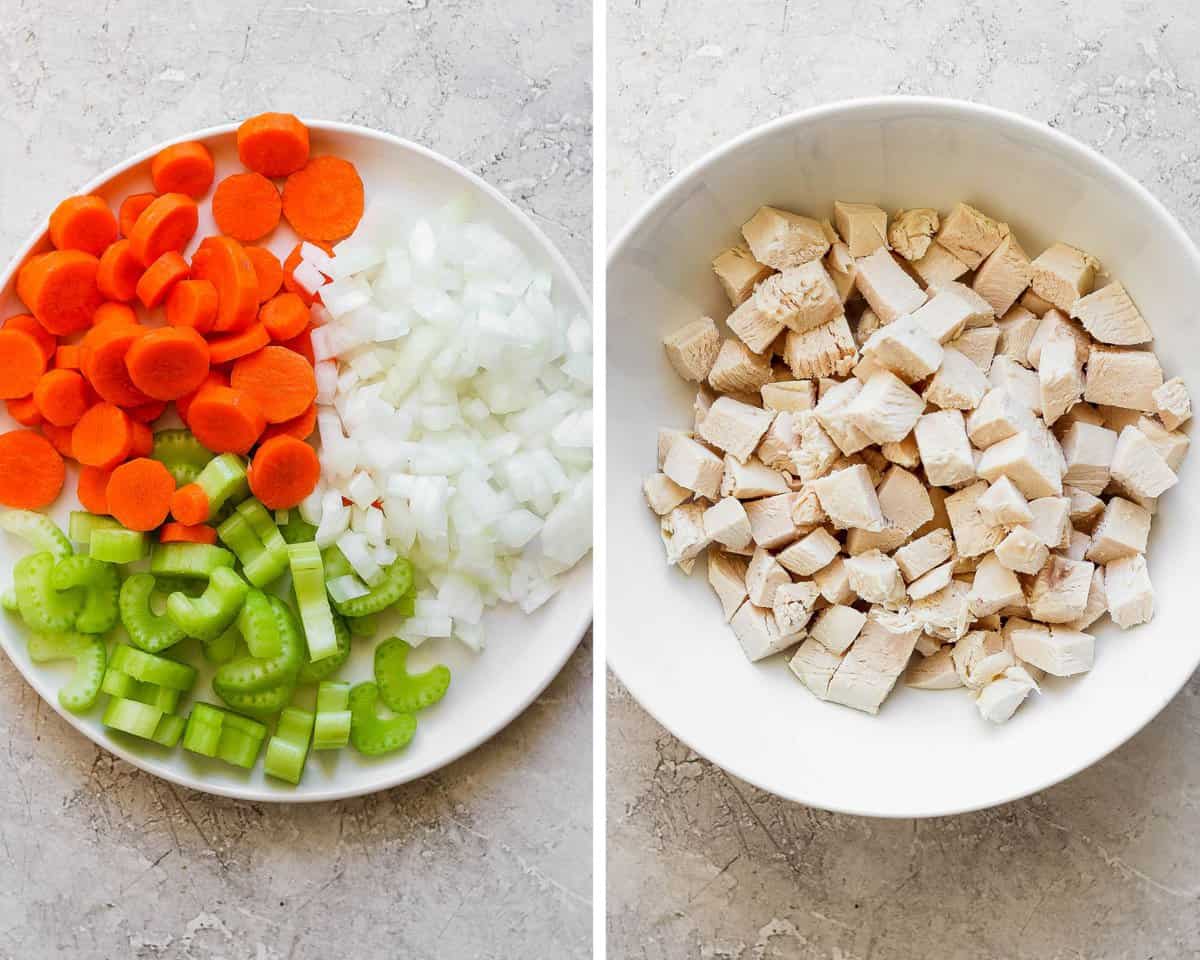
[
  {"left": 96, "top": 238, "right": 144, "bottom": 302},
  {"left": 42, "top": 422, "right": 74, "bottom": 459},
  {"left": 17, "top": 251, "right": 104, "bottom": 335},
  {"left": 207, "top": 323, "right": 270, "bottom": 365},
  {"left": 247, "top": 435, "right": 320, "bottom": 509},
  {"left": 3, "top": 314, "right": 56, "bottom": 365},
  {"left": 129, "top": 420, "right": 153, "bottom": 458},
  {"left": 33, "top": 369, "right": 90, "bottom": 426},
  {"left": 135, "top": 250, "right": 190, "bottom": 308},
  {"left": 212, "top": 173, "right": 281, "bottom": 242},
  {"left": 261, "top": 402, "right": 317, "bottom": 442},
  {"left": 175, "top": 369, "right": 228, "bottom": 424},
  {"left": 128, "top": 193, "right": 198, "bottom": 268},
  {"left": 165, "top": 279, "right": 218, "bottom": 334},
  {"left": 237, "top": 113, "right": 310, "bottom": 177},
  {"left": 119, "top": 193, "right": 157, "bottom": 238},
  {"left": 126, "top": 399, "right": 167, "bottom": 424},
  {"left": 72, "top": 403, "right": 134, "bottom": 469},
  {"left": 80, "top": 322, "right": 151, "bottom": 407},
  {"left": 0, "top": 329, "right": 49, "bottom": 399},
  {"left": 93, "top": 302, "right": 137, "bottom": 328},
  {"left": 278, "top": 325, "right": 315, "bottom": 365},
  {"left": 106, "top": 457, "right": 175, "bottom": 531},
  {"left": 125, "top": 326, "right": 210, "bottom": 401},
  {"left": 54, "top": 345, "right": 81, "bottom": 370},
  {"left": 259, "top": 292, "right": 310, "bottom": 342},
  {"left": 281, "top": 156, "right": 364, "bottom": 244},
  {"left": 6, "top": 396, "right": 42, "bottom": 427},
  {"left": 170, "top": 483, "right": 210, "bottom": 526},
  {"left": 245, "top": 246, "right": 283, "bottom": 303},
  {"left": 190, "top": 236, "right": 259, "bottom": 333},
  {"left": 49, "top": 196, "right": 118, "bottom": 256},
  {"left": 186, "top": 385, "right": 265, "bottom": 455},
  {"left": 229, "top": 345, "right": 316, "bottom": 423},
  {"left": 77, "top": 465, "right": 112, "bottom": 514},
  {"left": 150, "top": 142, "right": 215, "bottom": 199},
  {"left": 0, "top": 430, "right": 64, "bottom": 508},
  {"left": 159, "top": 521, "right": 217, "bottom": 545}
]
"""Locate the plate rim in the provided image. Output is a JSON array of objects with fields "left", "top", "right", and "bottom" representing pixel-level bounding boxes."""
[
  {"left": 0, "top": 118, "right": 593, "bottom": 804},
  {"left": 605, "top": 94, "right": 1200, "bottom": 818}
]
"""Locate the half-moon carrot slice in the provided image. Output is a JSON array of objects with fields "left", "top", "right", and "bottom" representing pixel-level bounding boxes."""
[
  {"left": 128, "top": 193, "right": 198, "bottom": 268},
  {"left": 17, "top": 251, "right": 104, "bottom": 335},
  {"left": 77, "top": 465, "right": 112, "bottom": 514},
  {"left": 135, "top": 251, "right": 190, "bottom": 309},
  {"left": 207, "top": 323, "right": 270, "bottom": 365},
  {"left": 245, "top": 246, "right": 283, "bottom": 303}
]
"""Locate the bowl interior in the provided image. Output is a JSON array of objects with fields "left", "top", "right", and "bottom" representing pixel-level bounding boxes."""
[
  {"left": 607, "top": 99, "right": 1200, "bottom": 817},
  {"left": 0, "top": 122, "right": 591, "bottom": 802}
]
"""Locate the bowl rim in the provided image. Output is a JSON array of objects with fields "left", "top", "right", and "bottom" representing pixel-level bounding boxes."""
[
  {"left": 0, "top": 118, "right": 593, "bottom": 804},
  {"left": 606, "top": 94, "right": 1200, "bottom": 817}
]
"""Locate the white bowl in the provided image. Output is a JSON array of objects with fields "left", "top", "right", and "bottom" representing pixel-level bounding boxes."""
[
  {"left": 0, "top": 120, "right": 592, "bottom": 802},
  {"left": 607, "top": 97, "right": 1200, "bottom": 818}
]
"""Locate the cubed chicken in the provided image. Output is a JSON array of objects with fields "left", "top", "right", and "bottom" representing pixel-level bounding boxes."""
[
  {"left": 1104, "top": 553, "right": 1154, "bottom": 628},
  {"left": 745, "top": 546, "right": 791, "bottom": 607},
  {"left": 952, "top": 630, "right": 1015, "bottom": 689},
  {"left": 788, "top": 636, "right": 845, "bottom": 699},
  {"left": 813, "top": 555, "right": 855, "bottom": 604},
  {"left": 923, "top": 347, "right": 990, "bottom": 410},
  {"left": 721, "top": 456, "right": 789, "bottom": 499},
  {"left": 663, "top": 317, "right": 722, "bottom": 382},
  {"left": 894, "top": 528, "right": 955, "bottom": 581},
  {"left": 698, "top": 396, "right": 775, "bottom": 462},
  {"left": 1083, "top": 346, "right": 1163, "bottom": 412},
  {"left": 968, "top": 553, "right": 1025, "bottom": 617},
  {"left": 912, "top": 241, "right": 970, "bottom": 287},
  {"left": 813, "top": 379, "right": 873, "bottom": 455},
  {"left": 810, "top": 463, "right": 887, "bottom": 531},
  {"left": 945, "top": 481, "right": 1007, "bottom": 558},
  {"left": 833, "top": 201, "right": 888, "bottom": 257},
  {"left": 844, "top": 549, "right": 906, "bottom": 606},
  {"left": 703, "top": 496, "right": 754, "bottom": 551},
  {"left": 1071, "top": 281, "right": 1152, "bottom": 346},
  {"left": 861, "top": 315, "right": 945, "bottom": 383},
  {"left": 745, "top": 493, "right": 803, "bottom": 549},
  {"left": 974, "top": 665, "right": 1039, "bottom": 723},
  {"left": 1109, "top": 426, "right": 1178, "bottom": 500},
  {"left": 989, "top": 356, "right": 1043, "bottom": 414},
  {"left": 824, "top": 608, "right": 924, "bottom": 714},
  {"left": 1025, "top": 496, "right": 1071, "bottom": 549},
  {"left": 888, "top": 208, "right": 939, "bottom": 261},
  {"left": 936, "top": 202, "right": 1008, "bottom": 269},
  {"left": 1085, "top": 497, "right": 1150, "bottom": 564},
  {"left": 905, "top": 646, "right": 962, "bottom": 689},
  {"left": 854, "top": 248, "right": 928, "bottom": 322},
  {"left": 712, "top": 245, "right": 774, "bottom": 306},
  {"left": 1029, "top": 242, "right": 1097, "bottom": 311},
  {"left": 1136, "top": 416, "right": 1190, "bottom": 472},
  {"left": 726, "top": 297, "right": 784, "bottom": 354},
  {"left": 761, "top": 379, "right": 817, "bottom": 413},
  {"left": 966, "top": 388, "right": 1037, "bottom": 449},
  {"left": 907, "top": 559, "right": 955, "bottom": 600},
  {"left": 643, "top": 472, "right": 692, "bottom": 516},
  {"left": 995, "top": 525, "right": 1049, "bottom": 574},
  {"left": 790, "top": 412, "right": 843, "bottom": 481},
  {"left": 777, "top": 527, "right": 841, "bottom": 576},
  {"left": 910, "top": 579, "right": 973, "bottom": 642},
  {"left": 1153, "top": 377, "right": 1191, "bottom": 431},
  {"left": 1037, "top": 332, "right": 1083, "bottom": 426},
  {"left": 782, "top": 313, "right": 858, "bottom": 379},
  {"left": 1010, "top": 622, "right": 1094, "bottom": 677},
  {"left": 1026, "top": 309, "right": 1090, "bottom": 369},
  {"left": 977, "top": 475, "right": 1033, "bottom": 526},
  {"left": 976, "top": 430, "right": 1063, "bottom": 499},
  {"left": 915, "top": 410, "right": 975, "bottom": 487},
  {"left": 910, "top": 284, "right": 992, "bottom": 343},
  {"left": 755, "top": 261, "right": 843, "bottom": 334},
  {"left": 707, "top": 551, "right": 749, "bottom": 620},
  {"left": 730, "top": 600, "right": 801, "bottom": 661},
  {"left": 772, "top": 580, "right": 822, "bottom": 636},
  {"left": 948, "top": 325, "right": 1000, "bottom": 372},
  {"left": 845, "top": 369, "right": 925, "bottom": 444},
  {"left": 972, "top": 234, "right": 1032, "bottom": 315},
  {"left": 1028, "top": 555, "right": 1094, "bottom": 623},
  {"left": 661, "top": 502, "right": 711, "bottom": 567},
  {"left": 663, "top": 435, "right": 724, "bottom": 500},
  {"left": 880, "top": 431, "right": 921, "bottom": 469},
  {"left": 995, "top": 305, "right": 1040, "bottom": 368},
  {"left": 742, "top": 206, "right": 831, "bottom": 270}
]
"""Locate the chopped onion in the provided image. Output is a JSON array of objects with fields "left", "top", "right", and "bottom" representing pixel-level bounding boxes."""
[{"left": 327, "top": 574, "right": 369, "bottom": 604}]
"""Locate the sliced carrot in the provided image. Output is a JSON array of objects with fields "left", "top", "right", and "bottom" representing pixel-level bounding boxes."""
[
  {"left": 129, "top": 420, "right": 153, "bottom": 457},
  {"left": 125, "top": 326, "right": 210, "bottom": 401},
  {"left": 77, "top": 465, "right": 112, "bottom": 514},
  {"left": 72, "top": 403, "right": 134, "bottom": 469},
  {"left": 159, "top": 521, "right": 217, "bottom": 545},
  {"left": 164, "top": 279, "right": 218, "bottom": 334},
  {"left": 229, "top": 345, "right": 316, "bottom": 424},
  {"left": 128, "top": 193, "right": 198, "bottom": 268},
  {"left": 125, "top": 401, "right": 165, "bottom": 426},
  {"left": 207, "top": 323, "right": 270, "bottom": 365},
  {"left": 119, "top": 193, "right": 157, "bottom": 238},
  {"left": 33, "top": 369, "right": 90, "bottom": 426},
  {"left": 247, "top": 435, "right": 320, "bottom": 509},
  {"left": 106, "top": 457, "right": 175, "bottom": 531},
  {"left": 93, "top": 302, "right": 137, "bottom": 327},
  {"left": 150, "top": 142, "right": 215, "bottom": 199},
  {"left": 135, "top": 251, "right": 190, "bottom": 309},
  {"left": 49, "top": 196, "right": 118, "bottom": 256},
  {"left": 237, "top": 113, "right": 310, "bottom": 177},
  {"left": 170, "top": 483, "right": 210, "bottom": 526},
  {"left": 6, "top": 396, "right": 43, "bottom": 427},
  {"left": 0, "top": 329, "right": 49, "bottom": 399},
  {"left": 245, "top": 246, "right": 283, "bottom": 303},
  {"left": 281, "top": 156, "right": 364, "bottom": 244},
  {"left": 261, "top": 402, "right": 316, "bottom": 442},
  {"left": 16, "top": 251, "right": 103, "bottom": 335},
  {"left": 187, "top": 385, "right": 265, "bottom": 455},
  {"left": 96, "top": 239, "right": 144, "bottom": 302},
  {"left": 42, "top": 423, "right": 74, "bottom": 458},
  {"left": 3, "top": 314, "right": 56, "bottom": 365},
  {"left": 190, "top": 236, "right": 258, "bottom": 333},
  {"left": 54, "top": 345, "right": 81, "bottom": 370},
  {"left": 212, "top": 173, "right": 281, "bottom": 243},
  {"left": 259, "top": 292, "right": 310, "bottom": 342},
  {"left": 80, "top": 322, "right": 151, "bottom": 407},
  {"left": 0, "top": 430, "right": 64, "bottom": 508},
  {"left": 281, "top": 242, "right": 329, "bottom": 307},
  {"left": 278, "top": 324, "right": 315, "bottom": 365},
  {"left": 176, "top": 369, "right": 228, "bottom": 424}
]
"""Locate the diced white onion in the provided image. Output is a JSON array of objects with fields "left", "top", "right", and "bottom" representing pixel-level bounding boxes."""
[{"left": 327, "top": 574, "right": 369, "bottom": 604}]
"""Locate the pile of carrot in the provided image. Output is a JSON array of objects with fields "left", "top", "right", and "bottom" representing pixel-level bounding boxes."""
[{"left": 0, "top": 112, "right": 365, "bottom": 532}]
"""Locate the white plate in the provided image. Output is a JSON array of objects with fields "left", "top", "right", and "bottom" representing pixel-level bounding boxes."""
[
  {"left": 607, "top": 97, "right": 1200, "bottom": 818},
  {"left": 0, "top": 120, "right": 592, "bottom": 802}
]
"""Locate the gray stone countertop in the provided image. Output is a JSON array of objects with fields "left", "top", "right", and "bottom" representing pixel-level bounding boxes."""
[
  {"left": 609, "top": 2, "right": 1200, "bottom": 957},
  {"left": 0, "top": 2, "right": 592, "bottom": 958}
]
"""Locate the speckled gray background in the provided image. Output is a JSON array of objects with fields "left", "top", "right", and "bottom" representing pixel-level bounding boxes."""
[
  {"left": 608, "top": 2, "right": 1200, "bottom": 957},
  {"left": 0, "top": 2, "right": 592, "bottom": 958}
]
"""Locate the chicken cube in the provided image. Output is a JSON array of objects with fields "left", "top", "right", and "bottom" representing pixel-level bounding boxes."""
[
  {"left": 1083, "top": 346, "right": 1163, "bottom": 412},
  {"left": 663, "top": 317, "right": 722, "bottom": 382},
  {"left": 825, "top": 243, "right": 858, "bottom": 302},
  {"left": 772, "top": 580, "right": 822, "bottom": 636},
  {"left": 813, "top": 555, "right": 855, "bottom": 604},
  {"left": 824, "top": 608, "right": 924, "bottom": 714},
  {"left": 1136, "top": 416, "right": 1190, "bottom": 472},
  {"left": 1066, "top": 567, "right": 1108, "bottom": 631},
  {"left": 894, "top": 528, "right": 954, "bottom": 581},
  {"left": 1038, "top": 332, "right": 1083, "bottom": 426},
  {"left": 968, "top": 553, "right": 1025, "bottom": 617},
  {"left": 910, "top": 285, "right": 990, "bottom": 343},
  {"left": 707, "top": 551, "right": 749, "bottom": 620},
  {"left": 1071, "top": 281, "right": 1152, "bottom": 346},
  {"left": 1010, "top": 622, "right": 1094, "bottom": 677},
  {"left": 788, "top": 636, "right": 845, "bottom": 699},
  {"left": 972, "top": 234, "right": 1033, "bottom": 315},
  {"left": 966, "top": 388, "right": 1037, "bottom": 450},
  {"left": 989, "top": 356, "right": 1043, "bottom": 414},
  {"left": 1026, "top": 496, "right": 1071, "bottom": 549},
  {"left": 782, "top": 313, "right": 858, "bottom": 379},
  {"left": 790, "top": 485, "right": 827, "bottom": 527},
  {"left": 1105, "top": 553, "right": 1154, "bottom": 628},
  {"left": 915, "top": 410, "right": 975, "bottom": 487},
  {"left": 741, "top": 206, "right": 831, "bottom": 271},
  {"left": 912, "top": 241, "right": 970, "bottom": 287},
  {"left": 643, "top": 472, "right": 691, "bottom": 516},
  {"left": 996, "top": 305, "right": 1040, "bottom": 368},
  {"left": 945, "top": 481, "right": 1007, "bottom": 558},
  {"left": 790, "top": 412, "right": 843, "bottom": 481},
  {"left": 974, "top": 665, "right": 1039, "bottom": 723},
  {"left": 657, "top": 428, "right": 692, "bottom": 469},
  {"left": 976, "top": 430, "right": 1063, "bottom": 499},
  {"left": 977, "top": 475, "right": 1033, "bottom": 526},
  {"left": 754, "top": 261, "right": 843, "bottom": 335},
  {"left": 832, "top": 201, "right": 888, "bottom": 257},
  {"left": 745, "top": 546, "right": 791, "bottom": 607},
  {"left": 995, "top": 525, "right": 1050, "bottom": 574},
  {"left": 1029, "top": 242, "right": 1097, "bottom": 311},
  {"left": 726, "top": 297, "right": 784, "bottom": 354},
  {"left": 703, "top": 496, "right": 754, "bottom": 551},
  {"left": 813, "top": 379, "right": 873, "bottom": 455},
  {"left": 1062, "top": 528, "right": 1091, "bottom": 562},
  {"left": 1027, "top": 309, "right": 1090, "bottom": 369},
  {"left": 872, "top": 466, "right": 932, "bottom": 536},
  {"left": 854, "top": 248, "right": 928, "bottom": 323},
  {"left": 663, "top": 435, "right": 724, "bottom": 500},
  {"left": 754, "top": 412, "right": 802, "bottom": 471},
  {"left": 1109, "top": 426, "right": 1178, "bottom": 500},
  {"left": 810, "top": 463, "right": 887, "bottom": 531},
  {"left": 745, "top": 493, "right": 803, "bottom": 549},
  {"left": 880, "top": 431, "right": 921, "bottom": 469},
  {"left": 905, "top": 646, "right": 962, "bottom": 689},
  {"left": 721, "top": 456, "right": 789, "bottom": 499},
  {"left": 1020, "top": 288, "right": 1055, "bottom": 316},
  {"left": 861, "top": 315, "right": 945, "bottom": 383},
  {"left": 1085, "top": 497, "right": 1150, "bottom": 564},
  {"left": 1059, "top": 421, "right": 1118, "bottom": 496},
  {"left": 844, "top": 369, "right": 925, "bottom": 444},
  {"left": 911, "top": 579, "right": 973, "bottom": 642},
  {"left": 844, "top": 549, "right": 907, "bottom": 606},
  {"left": 1028, "top": 555, "right": 1094, "bottom": 623},
  {"left": 888, "top": 208, "right": 939, "bottom": 261},
  {"left": 1065, "top": 485, "right": 1105, "bottom": 527},
  {"left": 923, "top": 347, "right": 990, "bottom": 410},
  {"left": 948, "top": 325, "right": 1000, "bottom": 372},
  {"left": 1153, "top": 377, "right": 1191, "bottom": 432},
  {"left": 907, "top": 559, "right": 955, "bottom": 600},
  {"left": 730, "top": 600, "right": 800, "bottom": 662},
  {"left": 761, "top": 379, "right": 817, "bottom": 413},
  {"left": 698, "top": 396, "right": 775, "bottom": 462},
  {"left": 712, "top": 245, "right": 774, "bottom": 306},
  {"left": 693, "top": 384, "right": 716, "bottom": 431},
  {"left": 952, "top": 630, "right": 1015, "bottom": 689},
  {"left": 777, "top": 527, "right": 841, "bottom": 576},
  {"left": 661, "top": 502, "right": 711, "bottom": 567},
  {"left": 936, "top": 202, "right": 1008, "bottom": 268},
  {"left": 809, "top": 604, "right": 868, "bottom": 655}
]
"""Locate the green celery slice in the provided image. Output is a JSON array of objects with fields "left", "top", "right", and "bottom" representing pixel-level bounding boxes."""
[
  {"left": 28, "top": 631, "right": 106, "bottom": 713},
  {"left": 103, "top": 697, "right": 164, "bottom": 738},
  {"left": 288, "top": 542, "right": 338, "bottom": 662},
  {"left": 1, "top": 588, "right": 17, "bottom": 612},
  {"left": 312, "top": 681, "right": 352, "bottom": 750},
  {"left": 165, "top": 567, "right": 248, "bottom": 641},
  {"left": 52, "top": 556, "right": 119, "bottom": 634},
  {"left": 375, "top": 637, "right": 451, "bottom": 713},
  {"left": 149, "top": 543, "right": 235, "bottom": 579},
  {"left": 89, "top": 529, "right": 147, "bottom": 564},
  {"left": 192, "top": 453, "right": 250, "bottom": 520},
  {"left": 264, "top": 706, "right": 314, "bottom": 784},
  {"left": 120, "top": 574, "right": 187, "bottom": 653},
  {"left": 15, "top": 552, "right": 83, "bottom": 633},
  {"left": 331, "top": 558, "right": 413, "bottom": 618},
  {"left": 150, "top": 430, "right": 214, "bottom": 487},
  {"left": 297, "top": 611, "right": 351, "bottom": 684},
  {"left": 151, "top": 713, "right": 186, "bottom": 748},
  {"left": 0, "top": 509, "right": 72, "bottom": 559},
  {"left": 348, "top": 682, "right": 417, "bottom": 757},
  {"left": 110, "top": 645, "right": 196, "bottom": 692},
  {"left": 202, "top": 624, "right": 239, "bottom": 664},
  {"left": 214, "top": 678, "right": 295, "bottom": 719},
  {"left": 68, "top": 511, "right": 121, "bottom": 546},
  {"left": 213, "top": 593, "right": 303, "bottom": 697}
]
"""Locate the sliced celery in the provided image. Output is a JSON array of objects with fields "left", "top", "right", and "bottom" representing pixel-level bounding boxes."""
[
  {"left": 278, "top": 513, "right": 317, "bottom": 545},
  {"left": 149, "top": 543, "right": 235, "bottom": 579},
  {"left": 89, "top": 529, "right": 147, "bottom": 564},
  {"left": 312, "top": 681, "right": 352, "bottom": 750},
  {"left": 214, "top": 594, "right": 304, "bottom": 699},
  {"left": 182, "top": 705, "right": 223, "bottom": 756},
  {"left": 214, "top": 678, "right": 295, "bottom": 719},
  {"left": 264, "top": 706, "right": 314, "bottom": 784},
  {"left": 348, "top": 682, "right": 417, "bottom": 757},
  {"left": 347, "top": 614, "right": 377, "bottom": 638},
  {"left": 375, "top": 637, "right": 451, "bottom": 714},
  {"left": 297, "top": 611, "right": 351, "bottom": 684},
  {"left": 217, "top": 499, "right": 289, "bottom": 588},
  {"left": 103, "top": 697, "right": 164, "bottom": 739},
  {"left": 68, "top": 511, "right": 121, "bottom": 546},
  {"left": 15, "top": 552, "right": 83, "bottom": 633},
  {"left": 201, "top": 624, "right": 239, "bottom": 664},
  {"left": 151, "top": 713, "right": 186, "bottom": 748},
  {"left": 151, "top": 429, "right": 214, "bottom": 487},
  {"left": 192, "top": 453, "right": 249, "bottom": 520},
  {"left": 330, "top": 558, "right": 413, "bottom": 619},
  {"left": 28, "top": 631, "right": 106, "bottom": 713},
  {"left": 288, "top": 542, "right": 338, "bottom": 662},
  {"left": 101, "top": 667, "right": 182, "bottom": 713},
  {"left": 52, "top": 556, "right": 119, "bottom": 634},
  {"left": 165, "top": 567, "right": 248, "bottom": 641},
  {"left": 0, "top": 509, "right": 72, "bottom": 559},
  {"left": 182, "top": 703, "right": 267, "bottom": 768},
  {"left": 120, "top": 574, "right": 187, "bottom": 653},
  {"left": 110, "top": 644, "right": 196, "bottom": 692}
]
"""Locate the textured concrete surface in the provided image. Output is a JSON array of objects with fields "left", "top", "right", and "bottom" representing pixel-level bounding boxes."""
[
  {"left": 609, "top": 2, "right": 1200, "bottom": 957},
  {"left": 0, "top": 2, "right": 592, "bottom": 959}
]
